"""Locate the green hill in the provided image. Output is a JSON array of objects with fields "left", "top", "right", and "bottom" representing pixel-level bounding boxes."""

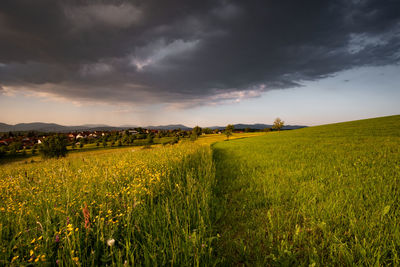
[{"left": 212, "top": 115, "right": 400, "bottom": 265}]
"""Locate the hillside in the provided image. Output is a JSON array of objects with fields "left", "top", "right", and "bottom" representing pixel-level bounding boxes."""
[
  {"left": 0, "top": 115, "right": 398, "bottom": 265},
  {"left": 212, "top": 115, "right": 400, "bottom": 265}
]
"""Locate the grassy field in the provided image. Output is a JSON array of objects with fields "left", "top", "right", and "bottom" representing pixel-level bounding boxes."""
[
  {"left": 0, "top": 134, "right": 263, "bottom": 166},
  {"left": 212, "top": 115, "right": 400, "bottom": 265},
  {"left": 0, "top": 132, "right": 260, "bottom": 265},
  {"left": 1, "top": 115, "right": 398, "bottom": 265}
]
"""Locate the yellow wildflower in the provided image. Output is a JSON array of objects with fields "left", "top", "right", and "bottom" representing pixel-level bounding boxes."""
[{"left": 67, "top": 224, "right": 73, "bottom": 232}]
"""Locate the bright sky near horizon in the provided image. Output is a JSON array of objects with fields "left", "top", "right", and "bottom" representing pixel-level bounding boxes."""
[{"left": 1, "top": 1, "right": 399, "bottom": 127}]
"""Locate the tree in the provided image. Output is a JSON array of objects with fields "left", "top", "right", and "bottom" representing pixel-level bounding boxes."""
[
  {"left": 10, "top": 142, "right": 22, "bottom": 152},
  {"left": 192, "top": 126, "right": 202, "bottom": 137},
  {"left": 79, "top": 143, "right": 84, "bottom": 149},
  {"left": 202, "top": 128, "right": 213, "bottom": 134},
  {"left": 273, "top": 118, "right": 284, "bottom": 131},
  {"left": 102, "top": 139, "right": 107, "bottom": 148},
  {"left": 39, "top": 134, "right": 68, "bottom": 158},
  {"left": 71, "top": 141, "right": 76, "bottom": 150},
  {"left": 122, "top": 135, "right": 130, "bottom": 145},
  {"left": 225, "top": 124, "right": 234, "bottom": 140}
]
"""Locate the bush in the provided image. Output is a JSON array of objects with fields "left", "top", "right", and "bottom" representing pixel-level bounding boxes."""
[{"left": 39, "top": 134, "right": 68, "bottom": 158}]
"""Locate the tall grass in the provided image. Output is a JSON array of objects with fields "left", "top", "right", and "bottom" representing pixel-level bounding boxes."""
[
  {"left": 212, "top": 115, "right": 400, "bottom": 265},
  {"left": 1, "top": 116, "right": 397, "bottom": 266},
  {"left": 0, "top": 143, "right": 216, "bottom": 265}
]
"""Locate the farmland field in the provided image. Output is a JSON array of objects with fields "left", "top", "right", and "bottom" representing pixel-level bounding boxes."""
[{"left": 0, "top": 116, "right": 399, "bottom": 265}]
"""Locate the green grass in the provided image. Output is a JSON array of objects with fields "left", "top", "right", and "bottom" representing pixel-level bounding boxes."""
[
  {"left": 1, "top": 115, "right": 399, "bottom": 265},
  {"left": 0, "top": 143, "right": 216, "bottom": 265},
  {"left": 212, "top": 115, "right": 400, "bottom": 265},
  {"left": 0, "top": 132, "right": 259, "bottom": 265}
]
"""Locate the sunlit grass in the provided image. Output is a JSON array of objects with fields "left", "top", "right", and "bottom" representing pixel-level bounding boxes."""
[
  {"left": 212, "top": 115, "right": 400, "bottom": 265},
  {"left": 0, "top": 132, "right": 261, "bottom": 265},
  {"left": 2, "top": 115, "right": 397, "bottom": 266},
  {"left": 0, "top": 143, "right": 215, "bottom": 265}
]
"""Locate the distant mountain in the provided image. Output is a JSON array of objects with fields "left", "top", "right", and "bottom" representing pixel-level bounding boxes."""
[
  {"left": 0, "top": 122, "right": 67, "bottom": 132},
  {"left": 146, "top": 124, "right": 192, "bottom": 130},
  {"left": 0, "top": 122, "right": 123, "bottom": 133},
  {"left": 208, "top": 124, "right": 307, "bottom": 130},
  {"left": 0, "top": 122, "right": 306, "bottom": 133},
  {"left": 80, "top": 124, "right": 111, "bottom": 128},
  {"left": 0, "top": 122, "right": 193, "bottom": 132}
]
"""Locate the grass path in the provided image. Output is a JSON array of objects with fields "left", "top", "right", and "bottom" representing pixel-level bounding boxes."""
[{"left": 211, "top": 115, "right": 400, "bottom": 265}]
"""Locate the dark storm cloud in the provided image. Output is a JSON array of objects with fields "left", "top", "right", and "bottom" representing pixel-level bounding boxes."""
[{"left": 0, "top": 0, "right": 399, "bottom": 106}]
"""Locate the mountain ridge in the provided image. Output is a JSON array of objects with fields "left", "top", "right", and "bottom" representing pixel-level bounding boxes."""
[{"left": 0, "top": 122, "right": 307, "bottom": 132}]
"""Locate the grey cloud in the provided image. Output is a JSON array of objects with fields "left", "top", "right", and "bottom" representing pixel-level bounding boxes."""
[
  {"left": 0, "top": 0, "right": 399, "bottom": 106},
  {"left": 64, "top": 3, "right": 142, "bottom": 30}
]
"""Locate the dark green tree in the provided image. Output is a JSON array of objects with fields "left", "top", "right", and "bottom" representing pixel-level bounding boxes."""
[
  {"left": 39, "top": 135, "right": 68, "bottom": 158},
  {"left": 273, "top": 118, "right": 284, "bottom": 131},
  {"left": 10, "top": 142, "right": 22, "bottom": 152},
  {"left": 192, "top": 126, "right": 202, "bottom": 137},
  {"left": 202, "top": 128, "right": 213, "bottom": 134},
  {"left": 225, "top": 124, "right": 234, "bottom": 140}
]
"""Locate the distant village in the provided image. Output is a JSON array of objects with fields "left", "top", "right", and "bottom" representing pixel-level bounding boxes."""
[{"left": 0, "top": 127, "right": 234, "bottom": 157}]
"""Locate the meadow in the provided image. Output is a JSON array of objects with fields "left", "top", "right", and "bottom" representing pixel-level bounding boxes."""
[
  {"left": 0, "top": 133, "right": 260, "bottom": 265},
  {"left": 0, "top": 115, "right": 399, "bottom": 266},
  {"left": 212, "top": 115, "right": 400, "bottom": 265}
]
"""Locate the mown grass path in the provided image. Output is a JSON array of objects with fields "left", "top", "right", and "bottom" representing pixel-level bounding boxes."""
[{"left": 211, "top": 115, "right": 400, "bottom": 266}]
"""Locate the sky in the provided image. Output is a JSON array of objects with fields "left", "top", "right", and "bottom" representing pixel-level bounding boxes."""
[{"left": 0, "top": 0, "right": 399, "bottom": 127}]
